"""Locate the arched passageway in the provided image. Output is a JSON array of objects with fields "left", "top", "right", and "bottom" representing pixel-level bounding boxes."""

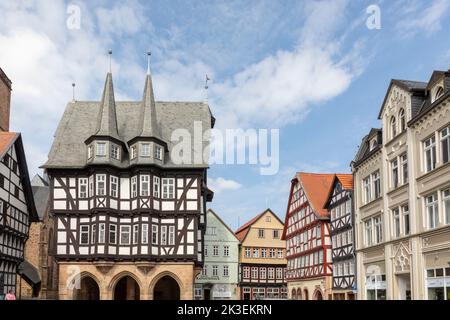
[
  {"left": 74, "top": 276, "right": 100, "bottom": 300},
  {"left": 153, "top": 275, "right": 180, "bottom": 300},
  {"left": 303, "top": 288, "right": 309, "bottom": 300},
  {"left": 291, "top": 288, "right": 297, "bottom": 300},
  {"left": 296, "top": 288, "right": 302, "bottom": 300},
  {"left": 314, "top": 289, "right": 323, "bottom": 300},
  {"left": 114, "top": 276, "right": 140, "bottom": 300}
]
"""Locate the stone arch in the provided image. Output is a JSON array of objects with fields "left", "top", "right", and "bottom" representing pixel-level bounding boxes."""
[
  {"left": 109, "top": 271, "right": 142, "bottom": 300},
  {"left": 72, "top": 272, "right": 101, "bottom": 300},
  {"left": 303, "top": 288, "right": 309, "bottom": 300},
  {"left": 150, "top": 271, "right": 183, "bottom": 300},
  {"left": 291, "top": 288, "right": 297, "bottom": 300},
  {"left": 296, "top": 288, "right": 302, "bottom": 300},
  {"left": 313, "top": 288, "right": 324, "bottom": 300}
]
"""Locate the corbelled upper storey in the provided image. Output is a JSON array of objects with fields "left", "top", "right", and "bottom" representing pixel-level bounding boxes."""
[{"left": 42, "top": 62, "right": 214, "bottom": 170}]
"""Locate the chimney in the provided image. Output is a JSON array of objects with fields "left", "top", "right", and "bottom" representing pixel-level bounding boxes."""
[{"left": 0, "top": 67, "right": 12, "bottom": 132}]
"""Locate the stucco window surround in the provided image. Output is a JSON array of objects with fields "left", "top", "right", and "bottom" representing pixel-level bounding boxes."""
[{"left": 422, "top": 187, "right": 450, "bottom": 231}]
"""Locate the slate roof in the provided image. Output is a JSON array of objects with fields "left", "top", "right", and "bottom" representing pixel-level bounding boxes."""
[
  {"left": 352, "top": 128, "right": 382, "bottom": 167},
  {"left": 42, "top": 73, "right": 214, "bottom": 169},
  {"left": 32, "top": 186, "right": 49, "bottom": 220}
]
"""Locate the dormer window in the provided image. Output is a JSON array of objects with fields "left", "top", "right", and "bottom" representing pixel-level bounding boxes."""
[
  {"left": 131, "top": 145, "right": 137, "bottom": 159},
  {"left": 155, "top": 146, "right": 163, "bottom": 160},
  {"left": 390, "top": 116, "right": 397, "bottom": 139},
  {"left": 141, "top": 143, "right": 151, "bottom": 157},
  {"left": 399, "top": 109, "right": 406, "bottom": 132},
  {"left": 434, "top": 86, "right": 444, "bottom": 102},
  {"left": 370, "top": 139, "right": 377, "bottom": 151},
  {"left": 96, "top": 142, "right": 106, "bottom": 156},
  {"left": 111, "top": 144, "right": 120, "bottom": 160}
]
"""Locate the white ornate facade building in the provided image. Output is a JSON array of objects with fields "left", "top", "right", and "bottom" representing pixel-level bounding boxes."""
[{"left": 352, "top": 69, "right": 450, "bottom": 300}]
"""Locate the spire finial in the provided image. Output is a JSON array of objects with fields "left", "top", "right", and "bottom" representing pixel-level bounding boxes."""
[
  {"left": 108, "top": 49, "right": 112, "bottom": 73},
  {"left": 204, "top": 74, "right": 210, "bottom": 104},
  {"left": 72, "top": 83, "right": 76, "bottom": 102},
  {"left": 147, "top": 50, "right": 152, "bottom": 75}
]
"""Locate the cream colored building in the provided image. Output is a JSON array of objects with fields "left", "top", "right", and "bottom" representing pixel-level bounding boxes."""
[{"left": 352, "top": 69, "right": 450, "bottom": 300}]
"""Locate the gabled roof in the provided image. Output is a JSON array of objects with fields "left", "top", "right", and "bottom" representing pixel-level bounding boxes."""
[
  {"left": 235, "top": 208, "right": 283, "bottom": 242},
  {"left": 0, "top": 132, "right": 38, "bottom": 222},
  {"left": 296, "top": 173, "right": 335, "bottom": 218},
  {"left": 324, "top": 174, "right": 353, "bottom": 208},
  {"left": 207, "top": 209, "right": 240, "bottom": 242},
  {"left": 378, "top": 79, "right": 427, "bottom": 119}
]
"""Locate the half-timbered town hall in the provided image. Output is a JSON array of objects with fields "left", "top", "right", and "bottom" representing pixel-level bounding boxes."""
[{"left": 41, "top": 55, "right": 214, "bottom": 300}]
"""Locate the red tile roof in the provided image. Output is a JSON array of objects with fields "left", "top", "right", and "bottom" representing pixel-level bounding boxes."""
[
  {"left": 336, "top": 174, "right": 353, "bottom": 190},
  {"left": 296, "top": 172, "right": 335, "bottom": 217},
  {"left": 0, "top": 132, "right": 17, "bottom": 157}
]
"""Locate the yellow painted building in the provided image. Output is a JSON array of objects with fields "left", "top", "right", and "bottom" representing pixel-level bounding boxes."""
[{"left": 235, "top": 209, "right": 287, "bottom": 300}]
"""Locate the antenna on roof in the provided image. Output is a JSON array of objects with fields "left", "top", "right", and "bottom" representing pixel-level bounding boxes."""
[
  {"left": 72, "top": 83, "right": 76, "bottom": 102},
  {"left": 147, "top": 50, "right": 152, "bottom": 75},
  {"left": 204, "top": 74, "right": 210, "bottom": 104},
  {"left": 108, "top": 49, "right": 112, "bottom": 73}
]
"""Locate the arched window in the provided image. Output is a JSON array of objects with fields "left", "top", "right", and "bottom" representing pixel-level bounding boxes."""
[
  {"left": 390, "top": 116, "right": 397, "bottom": 139},
  {"left": 399, "top": 109, "right": 406, "bottom": 132},
  {"left": 434, "top": 86, "right": 444, "bottom": 101}
]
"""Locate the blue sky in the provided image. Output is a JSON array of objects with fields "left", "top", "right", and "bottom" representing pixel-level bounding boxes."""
[{"left": 1, "top": 0, "right": 449, "bottom": 230}]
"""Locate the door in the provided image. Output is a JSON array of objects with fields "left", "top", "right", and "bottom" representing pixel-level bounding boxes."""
[{"left": 204, "top": 288, "right": 211, "bottom": 300}]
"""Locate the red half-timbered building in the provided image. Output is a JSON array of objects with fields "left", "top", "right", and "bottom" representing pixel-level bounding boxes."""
[{"left": 282, "top": 173, "right": 334, "bottom": 300}]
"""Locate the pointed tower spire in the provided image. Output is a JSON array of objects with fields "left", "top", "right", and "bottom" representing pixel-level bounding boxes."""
[
  {"left": 95, "top": 71, "right": 120, "bottom": 140},
  {"left": 140, "top": 51, "right": 161, "bottom": 139}
]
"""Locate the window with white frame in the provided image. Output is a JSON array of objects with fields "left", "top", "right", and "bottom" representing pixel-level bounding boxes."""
[
  {"left": 202, "top": 266, "right": 207, "bottom": 276},
  {"left": 424, "top": 136, "right": 437, "bottom": 172},
  {"left": 140, "top": 143, "right": 151, "bottom": 157},
  {"left": 89, "top": 176, "right": 94, "bottom": 197},
  {"left": 168, "top": 226, "right": 175, "bottom": 245},
  {"left": 365, "top": 219, "right": 373, "bottom": 246},
  {"left": 154, "top": 146, "right": 163, "bottom": 160},
  {"left": 99, "top": 223, "right": 105, "bottom": 243},
  {"left": 269, "top": 248, "right": 275, "bottom": 258},
  {"left": 346, "top": 199, "right": 351, "bottom": 214},
  {"left": 268, "top": 267, "right": 275, "bottom": 279},
  {"left": 245, "top": 247, "right": 251, "bottom": 257},
  {"left": 273, "top": 229, "right": 279, "bottom": 239},
  {"left": 80, "top": 225, "right": 89, "bottom": 244},
  {"left": 152, "top": 225, "right": 158, "bottom": 245},
  {"left": 212, "top": 265, "right": 218, "bottom": 276},
  {"left": 142, "top": 224, "right": 148, "bottom": 244},
  {"left": 426, "top": 193, "right": 439, "bottom": 229},
  {"left": 402, "top": 204, "right": 410, "bottom": 235},
  {"left": 401, "top": 153, "right": 408, "bottom": 184},
  {"left": 391, "top": 159, "right": 399, "bottom": 189},
  {"left": 120, "top": 225, "right": 131, "bottom": 245},
  {"left": 441, "top": 126, "right": 450, "bottom": 164},
  {"left": 213, "top": 245, "right": 219, "bottom": 256},
  {"left": 110, "top": 176, "right": 118, "bottom": 197},
  {"left": 253, "top": 248, "right": 259, "bottom": 258},
  {"left": 374, "top": 216, "right": 383, "bottom": 244},
  {"left": 161, "top": 225, "right": 167, "bottom": 245},
  {"left": 276, "top": 268, "right": 283, "bottom": 279},
  {"left": 258, "top": 228, "right": 265, "bottom": 238},
  {"left": 153, "top": 176, "right": 160, "bottom": 198},
  {"left": 223, "top": 265, "right": 229, "bottom": 277},
  {"left": 140, "top": 175, "right": 150, "bottom": 196},
  {"left": 96, "top": 142, "right": 106, "bottom": 156},
  {"left": 243, "top": 267, "right": 250, "bottom": 278},
  {"left": 261, "top": 248, "right": 267, "bottom": 258},
  {"left": 162, "top": 178, "right": 175, "bottom": 199},
  {"left": 251, "top": 267, "right": 258, "bottom": 278},
  {"left": 393, "top": 208, "right": 400, "bottom": 238},
  {"left": 109, "top": 224, "right": 117, "bottom": 244},
  {"left": 373, "top": 171, "right": 381, "bottom": 199},
  {"left": 443, "top": 189, "right": 450, "bottom": 225},
  {"left": 390, "top": 116, "right": 397, "bottom": 138},
  {"left": 278, "top": 249, "right": 283, "bottom": 258},
  {"left": 260, "top": 267, "right": 266, "bottom": 279},
  {"left": 96, "top": 174, "right": 106, "bottom": 196},
  {"left": 266, "top": 215, "right": 271, "bottom": 222},
  {"left": 399, "top": 109, "right": 406, "bottom": 132},
  {"left": 111, "top": 144, "right": 120, "bottom": 160},
  {"left": 87, "top": 145, "right": 93, "bottom": 159},
  {"left": 78, "top": 178, "right": 88, "bottom": 198},
  {"left": 363, "top": 176, "right": 371, "bottom": 204},
  {"left": 223, "top": 245, "right": 229, "bottom": 257},
  {"left": 204, "top": 245, "right": 208, "bottom": 256},
  {"left": 133, "top": 225, "right": 139, "bottom": 245},
  {"left": 131, "top": 176, "right": 137, "bottom": 198}
]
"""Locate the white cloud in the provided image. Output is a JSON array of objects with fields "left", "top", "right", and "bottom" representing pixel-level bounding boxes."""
[
  {"left": 208, "top": 177, "right": 242, "bottom": 194},
  {"left": 396, "top": 0, "right": 450, "bottom": 37}
]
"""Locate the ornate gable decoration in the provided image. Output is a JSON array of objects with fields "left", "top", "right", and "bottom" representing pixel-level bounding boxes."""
[{"left": 392, "top": 241, "right": 411, "bottom": 273}]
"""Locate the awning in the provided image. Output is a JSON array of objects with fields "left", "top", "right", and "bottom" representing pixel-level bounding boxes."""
[{"left": 17, "top": 260, "right": 41, "bottom": 297}]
